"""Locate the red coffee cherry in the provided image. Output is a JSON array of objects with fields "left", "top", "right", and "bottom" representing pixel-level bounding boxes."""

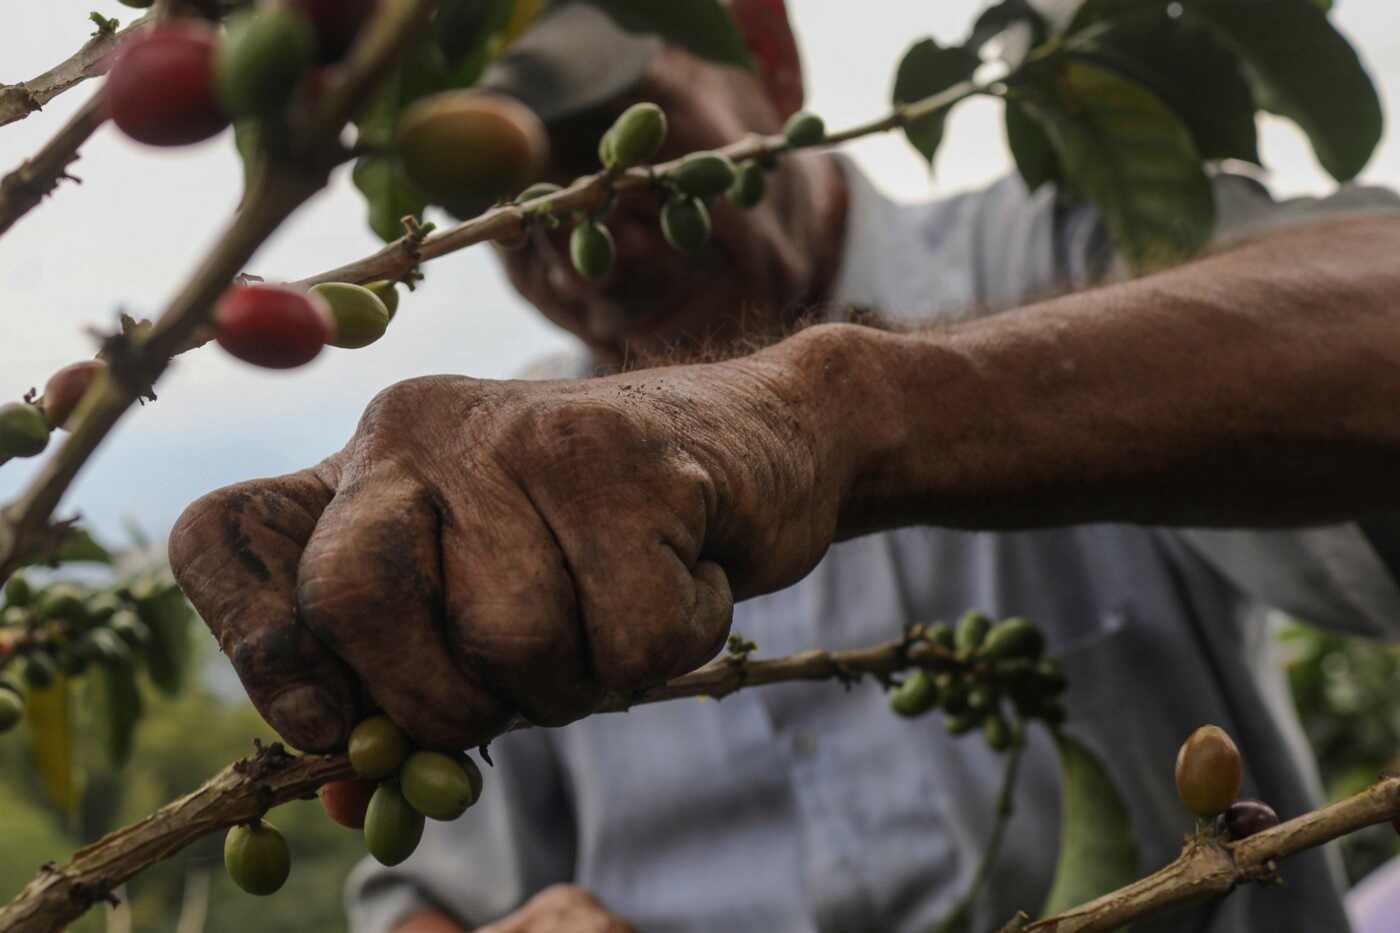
[
  {"left": 1175, "top": 724, "right": 1243, "bottom": 818},
  {"left": 106, "top": 22, "right": 229, "bottom": 147},
  {"left": 41, "top": 361, "right": 106, "bottom": 432},
  {"left": 320, "top": 779, "right": 377, "bottom": 829},
  {"left": 281, "top": 0, "right": 380, "bottom": 63},
  {"left": 1220, "top": 798, "right": 1280, "bottom": 840},
  {"left": 215, "top": 284, "right": 333, "bottom": 369}
]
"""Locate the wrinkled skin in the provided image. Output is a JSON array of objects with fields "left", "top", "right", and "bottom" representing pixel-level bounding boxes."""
[{"left": 170, "top": 41, "right": 848, "bottom": 754}]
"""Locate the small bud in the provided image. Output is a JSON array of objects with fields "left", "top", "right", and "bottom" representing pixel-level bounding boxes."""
[
  {"left": 661, "top": 197, "right": 712, "bottom": 254},
  {"left": 889, "top": 670, "right": 939, "bottom": 718},
  {"left": 728, "top": 161, "right": 767, "bottom": 209},
  {"left": 607, "top": 102, "right": 668, "bottom": 169},
  {"left": 668, "top": 152, "right": 737, "bottom": 200},
  {"left": 570, "top": 220, "right": 616, "bottom": 281}
]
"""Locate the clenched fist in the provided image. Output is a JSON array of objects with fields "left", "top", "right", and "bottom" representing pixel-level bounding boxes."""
[{"left": 170, "top": 334, "right": 861, "bottom": 752}]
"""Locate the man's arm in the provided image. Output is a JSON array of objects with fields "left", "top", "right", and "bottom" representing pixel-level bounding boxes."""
[{"left": 783, "top": 213, "right": 1400, "bottom": 538}]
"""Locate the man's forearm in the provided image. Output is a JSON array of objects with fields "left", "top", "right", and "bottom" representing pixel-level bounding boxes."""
[{"left": 770, "top": 214, "right": 1400, "bottom": 536}]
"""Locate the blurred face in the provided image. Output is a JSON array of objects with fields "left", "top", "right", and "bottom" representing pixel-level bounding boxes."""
[{"left": 496, "top": 44, "right": 848, "bottom": 368}]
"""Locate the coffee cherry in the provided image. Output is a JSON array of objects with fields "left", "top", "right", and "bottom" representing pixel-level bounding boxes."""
[
  {"left": 982, "top": 617, "right": 1045, "bottom": 661},
  {"left": 396, "top": 91, "right": 547, "bottom": 217},
  {"left": 1033, "top": 658, "right": 1068, "bottom": 696},
  {"left": 937, "top": 673, "right": 969, "bottom": 715},
  {"left": 216, "top": 6, "right": 318, "bottom": 118},
  {"left": 320, "top": 778, "right": 377, "bottom": 829},
  {"left": 0, "top": 682, "right": 23, "bottom": 733},
  {"left": 661, "top": 197, "right": 711, "bottom": 254},
  {"left": 669, "top": 153, "right": 737, "bottom": 200},
  {"left": 348, "top": 714, "right": 410, "bottom": 780},
  {"left": 728, "top": 162, "right": 766, "bottom": 209},
  {"left": 310, "top": 283, "right": 391, "bottom": 349},
  {"left": 966, "top": 685, "right": 995, "bottom": 714},
  {"left": 23, "top": 653, "right": 56, "bottom": 690},
  {"left": 889, "top": 670, "right": 939, "bottom": 718},
  {"left": 0, "top": 403, "right": 50, "bottom": 459},
  {"left": 606, "top": 102, "right": 667, "bottom": 169},
  {"left": 783, "top": 111, "right": 825, "bottom": 147},
  {"left": 3, "top": 574, "right": 32, "bottom": 609},
  {"left": 598, "top": 130, "right": 617, "bottom": 169},
  {"left": 38, "top": 583, "right": 89, "bottom": 625},
  {"left": 1220, "top": 799, "right": 1279, "bottom": 840},
  {"left": 955, "top": 611, "right": 992, "bottom": 658},
  {"left": 364, "top": 281, "right": 400, "bottom": 321},
  {"left": 224, "top": 822, "right": 291, "bottom": 896},
  {"left": 281, "top": 0, "right": 379, "bottom": 63},
  {"left": 515, "top": 182, "right": 563, "bottom": 206},
  {"left": 41, "top": 361, "right": 106, "bottom": 432},
  {"left": 570, "top": 220, "right": 615, "bottom": 281},
  {"left": 106, "top": 22, "right": 229, "bottom": 147},
  {"left": 85, "top": 593, "right": 123, "bottom": 625},
  {"left": 983, "top": 713, "right": 1013, "bottom": 751},
  {"left": 944, "top": 712, "right": 979, "bottom": 735},
  {"left": 1175, "top": 725, "right": 1243, "bottom": 818},
  {"left": 925, "top": 622, "right": 955, "bottom": 652},
  {"left": 401, "top": 751, "right": 480, "bottom": 821},
  {"left": 215, "top": 284, "right": 333, "bottom": 369},
  {"left": 364, "top": 782, "right": 425, "bottom": 866}
]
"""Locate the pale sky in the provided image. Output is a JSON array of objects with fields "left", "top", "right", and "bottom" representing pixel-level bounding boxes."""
[{"left": 1, "top": 1, "right": 1399, "bottom": 546}]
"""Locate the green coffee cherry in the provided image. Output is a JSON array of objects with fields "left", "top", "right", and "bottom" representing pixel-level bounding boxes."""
[
  {"left": 570, "top": 220, "right": 615, "bottom": 281},
  {"left": 889, "top": 670, "right": 939, "bottom": 718},
  {"left": 364, "top": 782, "right": 425, "bottom": 866},
  {"left": 4, "top": 574, "right": 32, "bottom": 608},
  {"left": 0, "top": 403, "right": 51, "bottom": 459},
  {"left": 661, "top": 197, "right": 711, "bottom": 254},
  {"left": 955, "top": 611, "right": 992, "bottom": 658},
  {"left": 216, "top": 6, "right": 318, "bottom": 118},
  {"left": 598, "top": 129, "right": 617, "bottom": 169},
  {"left": 728, "top": 162, "right": 766, "bottom": 209},
  {"left": 85, "top": 593, "right": 122, "bottom": 624},
  {"left": 669, "top": 153, "right": 736, "bottom": 199},
  {"left": 365, "top": 281, "right": 400, "bottom": 321},
  {"left": 966, "top": 685, "right": 995, "bottom": 714},
  {"left": 607, "top": 102, "right": 667, "bottom": 169},
  {"left": 38, "top": 584, "right": 89, "bottom": 626},
  {"left": 983, "top": 713, "right": 1014, "bottom": 751},
  {"left": 514, "top": 182, "right": 563, "bottom": 205},
  {"left": 982, "top": 617, "right": 1045, "bottom": 661},
  {"left": 937, "top": 673, "right": 969, "bottom": 715},
  {"left": 224, "top": 821, "right": 292, "bottom": 896},
  {"left": 1034, "top": 658, "right": 1067, "bottom": 696},
  {"left": 944, "top": 712, "right": 980, "bottom": 735},
  {"left": 783, "top": 111, "right": 826, "bottom": 147},
  {"left": 925, "top": 623, "right": 955, "bottom": 652},
  {"left": 401, "top": 750, "right": 481, "bottom": 821},
  {"left": 348, "top": 715, "right": 411, "bottom": 780},
  {"left": 311, "top": 283, "right": 391, "bottom": 350},
  {"left": 0, "top": 682, "right": 23, "bottom": 733},
  {"left": 23, "top": 653, "right": 56, "bottom": 690}
]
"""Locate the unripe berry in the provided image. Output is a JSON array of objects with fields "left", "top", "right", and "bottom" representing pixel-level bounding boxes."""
[
  {"left": 364, "top": 281, "right": 400, "bottom": 321},
  {"left": 224, "top": 822, "right": 291, "bottom": 896},
  {"left": 106, "top": 22, "right": 229, "bottom": 147},
  {"left": 0, "top": 403, "right": 50, "bottom": 459},
  {"left": 37, "top": 583, "right": 88, "bottom": 625},
  {"left": 983, "top": 713, "right": 1013, "bottom": 751},
  {"left": 214, "top": 284, "right": 333, "bottom": 369},
  {"left": 925, "top": 623, "right": 955, "bottom": 652},
  {"left": 661, "top": 197, "right": 711, "bottom": 254},
  {"left": 1220, "top": 798, "right": 1279, "bottom": 840},
  {"left": 669, "top": 153, "right": 737, "bottom": 200},
  {"left": 1175, "top": 725, "right": 1243, "bottom": 818},
  {"left": 0, "top": 682, "right": 23, "bottom": 734},
  {"left": 401, "top": 750, "right": 481, "bottom": 821},
  {"left": 606, "top": 102, "right": 668, "bottom": 169},
  {"left": 348, "top": 714, "right": 410, "bottom": 780},
  {"left": 783, "top": 111, "right": 825, "bottom": 147},
  {"left": 728, "top": 162, "right": 766, "bottom": 209},
  {"left": 320, "top": 778, "right": 377, "bottom": 829},
  {"left": 396, "top": 91, "right": 547, "bottom": 217},
  {"left": 570, "top": 220, "right": 615, "bottom": 281},
  {"left": 310, "top": 283, "right": 391, "bottom": 349},
  {"left": 216, "top": 6, "right": 318, "bottom": 118},
  {"left": 281, "top": 0, "right": 379, "bottom": 63},
  {"left": 364, "top": 782, "right": 425, "bottom": 866},
  {"left": 955, "top": 611, "right": 992, "bottom": 657},
  {"left": 889, "top": 670, "right": 939, "bottom": 718},
  {"left": 515, "top": 182, "right": 563, "bottom": 205},
  {"left": 41, "top": 361, "right": 106, "bottom": 432},
  {"left": 981, "top": 617, "right": 1045, "bottom": 661}
]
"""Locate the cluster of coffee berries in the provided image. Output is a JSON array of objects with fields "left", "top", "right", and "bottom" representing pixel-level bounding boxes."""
[
  {"left": 0, "top": 361, "right": 109, "bottom": 460},
  {"left": 213, "top": 279, "right": 400, "bottom": 369},
  {"left": 0, "top": 571, "right": 181, "bottom": 732},
  {"left": 105, "top": 2, "right": 378, "bottom": 149},
  {"left": 1173, "top": 724, "right": 1281, "bottom": 839},
  {"left": 887, "top": 612, "right": 1066, "bottom": 752}
]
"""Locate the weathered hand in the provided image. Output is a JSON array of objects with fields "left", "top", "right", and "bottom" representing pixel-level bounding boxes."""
[
  {"left": 475, "top": 886, "right": 634, "bottom": 933},
  {"left": 169, "top": 346, "right": 844, "bottom": 752}
]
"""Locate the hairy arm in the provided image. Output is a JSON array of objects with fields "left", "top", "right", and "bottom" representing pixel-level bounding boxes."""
[{"left": 761, "top": 213, "right": 1400, "bottom": 536}]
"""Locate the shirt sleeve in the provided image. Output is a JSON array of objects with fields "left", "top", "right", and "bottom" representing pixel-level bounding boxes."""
[
  {"left": 345, "top": 728, "right": 576, "bottom": 932},
  {"left": 1044, "top": 173, "right": 1400, "bottom": 639}
]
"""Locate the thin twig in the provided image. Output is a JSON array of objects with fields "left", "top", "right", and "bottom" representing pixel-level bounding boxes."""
[
  {"left": 0, "top": 92, "right": 107, "bottom": 238},
  {"left": 0, "top": 14, "right": 152, "bottom": 128}
]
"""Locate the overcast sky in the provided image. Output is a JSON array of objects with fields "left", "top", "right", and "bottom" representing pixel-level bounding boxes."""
[{"left": 1, "top": 1, "right": 1399, "bottom": 549}]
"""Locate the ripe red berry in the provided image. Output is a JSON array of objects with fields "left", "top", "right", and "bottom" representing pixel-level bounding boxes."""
[
  {"left": 320, "top": 779, "right": 377, "bottom": 829},
  {"left": 215, "top": 284, "right": 333, "bottom": 369},
  {"left": 281, "top": 0, "right": 379, "bottom": 62},
  {"left": 105, "top": 22, "right": 229, "bottom": 147}
]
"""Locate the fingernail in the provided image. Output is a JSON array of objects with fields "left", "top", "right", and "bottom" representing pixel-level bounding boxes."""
[{"left": 267, "top": 685, "right": 348, "bottom": 753}]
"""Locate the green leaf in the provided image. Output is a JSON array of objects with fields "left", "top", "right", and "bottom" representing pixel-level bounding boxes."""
[
  {"left": 137, "top": 588, "right": 194, "bottom": 697},
  {"left": 969, "top": 0, "right": 1047, "bottom": 50},
  {"left": 1067, "top": 14, "right": 1259, "bottom": 163},
  {"left": 581, "top": 0, "right": 750, "bottom": 67},
  {"left": 353, "top": 155, "right": 431, "bottom": 244},
  {"left": 1005, "top": 100, "right": 1060, "bottom": 192},
  {"left": 1017, "top": 60, "right": 1215, "bottom": 271},
  {"left": 892, "top": 39, "right": 980, "bottom": 167},
  {"left": 1042, "top": 733, "right": 1140, "bottom": 918},
  {"left": 26, "top": 678, "right": 77, "bottom": 816},
  {"left": 88, "top": 663, "right": 143, "bottom": 768}
]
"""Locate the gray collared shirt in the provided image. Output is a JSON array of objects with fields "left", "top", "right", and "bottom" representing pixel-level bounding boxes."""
[{"left": 347, "top": 165, "right": 1400, "bottom": 933}]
